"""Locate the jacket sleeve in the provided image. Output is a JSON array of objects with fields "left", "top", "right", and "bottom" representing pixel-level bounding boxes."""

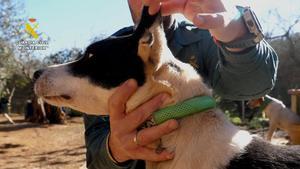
[
  {"left": 205, "top": 38, "right": 278, "bottom": 100},
  {"left": 170, "top": 24, "right": 278, "bottom": 100},
  {"left": 83, "top": 115, "right": 140, "bottom": 169}
]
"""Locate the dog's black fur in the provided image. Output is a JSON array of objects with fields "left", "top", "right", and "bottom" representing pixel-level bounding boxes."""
[
  {"left": 69, "top": 7, "right": 159, "bottom": 89},
  {"left": 227, "top": 138, "right": 300, "bottom": 169},
  {"left": 70, "top": 35, "right": 146, "bottom": 89}
]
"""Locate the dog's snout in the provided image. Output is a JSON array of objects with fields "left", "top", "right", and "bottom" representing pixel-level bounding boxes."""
[{"left": 33, "top": 69, "right": 45, "bottom": 81}]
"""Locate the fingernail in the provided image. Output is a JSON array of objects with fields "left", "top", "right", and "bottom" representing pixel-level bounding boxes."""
[
  {"left": 160, "top": 94, "right": 169, "bottom": 102},
  {"left": 124, "top": 79, "right": 136, "bottom": 88},
  {"left": 168, "top": 120, "right": 179, "bottom": 130},
  {"left": 122, "top": 80, "right": 129, "bottom": 86},
  {"left": 196, "top": 15, "right": 205, "bottom": 24}
]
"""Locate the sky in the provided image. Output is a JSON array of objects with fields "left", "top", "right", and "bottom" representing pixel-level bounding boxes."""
[{"left": 20, "top": 0, "right": 300, "bottom": 57}]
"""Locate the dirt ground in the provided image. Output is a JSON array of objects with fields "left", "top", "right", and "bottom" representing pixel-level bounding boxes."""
[
  {"left": 0, "top": 114, "right": 86, "bottom": 169},
  {"left": 0, "top": 114, "right": 290, "bottom": 169}
]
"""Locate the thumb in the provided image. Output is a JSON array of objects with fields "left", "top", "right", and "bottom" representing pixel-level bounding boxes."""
[
  {"left": 160, "top": 0, "right": 186, "bottom": 16},
  {"left": 193, "top": 13, "right": 229, "bottom": 29},
  {"left": 108, "top": 79, "right": 138, "bottom": 121}
]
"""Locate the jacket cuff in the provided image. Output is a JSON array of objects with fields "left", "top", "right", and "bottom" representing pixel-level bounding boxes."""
[
  {"left": 219, "top": 43, "right": 257, "bottom": 65},
  {"left": 218, "top": 40, "right": 269, "bottom": 74},
  {"left": 100, "top": 133, "right": 134, "bottom": 169},
  {"left": 213, "top": 39, "right": 277, "bottom": 100}
]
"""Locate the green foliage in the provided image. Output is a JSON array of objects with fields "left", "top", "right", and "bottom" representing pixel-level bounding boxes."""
[
  {"left": 231, "top": 116, "right": 243, "bottom": 125},
  {"left": 248, "top": 117, "right": 268, "bottom": 129},
  {"left": 224, "top": 110, "right": 242, "bottom": 125},
  {"left": 0, "top": 0, "right": 42, "bottom": 112},
  {"left": 268, "top": 33, "right": 300, "bottom": 106},
  {"left": 217, "top": 96, "right": 241, "bottom": 124},
  {"left": 217, "top": 95, "right": 268, "bottom": 129},
  {"left": 0, "top": 0, "right": 25, "bottom": 41},
  {"left": 224, "top": 108, "right": 268, "bottom": 129}
]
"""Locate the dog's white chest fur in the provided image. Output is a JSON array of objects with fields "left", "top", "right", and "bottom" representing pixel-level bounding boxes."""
[{"left": 146, "top": 109, "right": 252, "bottom": 169}]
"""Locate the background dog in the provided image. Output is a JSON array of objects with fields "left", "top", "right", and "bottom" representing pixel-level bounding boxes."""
[
  {"left": 34, "top": 7, "right": 300, "bottom": 169},
  {"left": 248, "top": 95, "right": 300, "bottom": 144}
]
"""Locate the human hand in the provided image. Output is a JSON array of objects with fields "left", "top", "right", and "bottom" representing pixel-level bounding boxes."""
[
  {"left": 108, "top": 79, "right": 178, "bottom": 163},
  {"left": 143, "top": 0, "right": 248, "bottom": 44}
]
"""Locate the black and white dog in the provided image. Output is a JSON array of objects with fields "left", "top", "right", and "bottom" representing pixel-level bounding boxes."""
[{"left": 34, "top": 7, "right": 300, "bottom": 169}]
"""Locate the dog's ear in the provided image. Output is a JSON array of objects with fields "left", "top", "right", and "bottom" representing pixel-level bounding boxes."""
[
  {"left": 259, "top": 97, "right": 264, "bottom": 104},
  {"left": 138, "top": 30, "right": 154, "bottom": 63},
  {"left": 134, "top": 6, "right": 166, "bottom": 67},
  {"left": 247, "top": 98, "right": 264, "bottom": 109},
  {"left": 125, "top": 7, "right": 177, "bottom": 112},
  {"left": 134, "top": 6, "right": 160, "bottom": 39}
]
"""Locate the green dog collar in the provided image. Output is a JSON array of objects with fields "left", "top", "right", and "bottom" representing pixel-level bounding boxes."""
[{"left": 152, "top": 96, "right": 216, "bottom": 125}]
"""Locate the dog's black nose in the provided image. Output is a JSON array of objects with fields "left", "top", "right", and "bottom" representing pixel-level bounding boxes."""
[{"left": 33, "top": 69, "right": 44, "bottom": 82}]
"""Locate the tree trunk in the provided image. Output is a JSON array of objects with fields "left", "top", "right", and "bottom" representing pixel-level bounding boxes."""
[{"left": 7, "top": 87, "right": 15, "bottom": 114}]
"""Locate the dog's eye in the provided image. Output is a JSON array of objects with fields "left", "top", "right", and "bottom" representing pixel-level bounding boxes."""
[
  {"left": 75, "top": 54, "right": 84, "bottom": 61},
  {"left": 75, "top": 53, "right": 93, "bottom": 61}
]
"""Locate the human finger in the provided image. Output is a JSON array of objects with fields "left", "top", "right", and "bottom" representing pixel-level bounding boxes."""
[
  {"left": 160, "top": 0, "right": 186, "bottom": 16},
  {"left": 124, "top": 93, "right": 169, "bottom": 132},
  {"left": 135, "top": 119, "right": 178, "bottom": 146},
  {"left": 108, "top": 79, "right": 138, "bottom": 121},
  {"left": 147, "top": 0, "right": 161, "bottom": 15},
  {"left": 193, "top": 12, "right": 228, "bottom": 29},
  {"left": 142, "top": 0, "right": 150, "bottom": 6},
  {"left": 133, "top": 146, "right": 175, "bottom": 161}
]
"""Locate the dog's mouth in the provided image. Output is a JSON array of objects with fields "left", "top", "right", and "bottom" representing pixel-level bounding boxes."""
[{"left": 43, "top": 94, "right": 72, "bottom": 101}]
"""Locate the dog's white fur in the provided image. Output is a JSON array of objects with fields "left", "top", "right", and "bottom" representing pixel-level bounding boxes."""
[
  {"left": 148, "top": 110, "right": 252, "bottom": 169},
  {"left": 34, "top": 18, "right": 255, "bottom": 169},
  {"left": 34, "top": 64, "right": 115, "bottom": 115}
]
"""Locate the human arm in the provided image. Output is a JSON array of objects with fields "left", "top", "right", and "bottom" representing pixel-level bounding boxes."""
[
  {"left": 168, "top": 24, "right": 277, "bottom": 100},
  {"left": 208, "top": 38, "right": 278, "bottom": 100},
  {"left": 143, "top": 0, "right": 249, "bottom": 51},
  {"left": 145, "top": 0, "right": 278, "bottom": 100},
  {"left": 84, "top": 115, "right": 138, "bottom": 169}
]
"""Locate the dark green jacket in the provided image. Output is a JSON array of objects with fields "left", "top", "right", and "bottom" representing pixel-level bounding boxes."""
[{"left": 84, "top": 21, "right": 278, "bottom": 169}]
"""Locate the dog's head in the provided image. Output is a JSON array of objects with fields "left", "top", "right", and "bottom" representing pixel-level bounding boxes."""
[
  {"left": 247, "top": 98, "right": 264, "bottom": 109},
  {"left": 34, "top": 7, "right": 207, "bottom": 115}
]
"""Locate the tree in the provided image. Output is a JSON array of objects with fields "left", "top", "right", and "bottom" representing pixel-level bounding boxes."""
[
  {"left": 264, "top": 9, "right": 300, "bottom": 106},
  {"left": 43, "top": 48, "right": 83, "bottom": 65},
  {"left": 265, "top": 9, "right": 300, "bottom": 64},
  {"left": 0, "top": 0, "right": 43, "bottom": 113}
]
